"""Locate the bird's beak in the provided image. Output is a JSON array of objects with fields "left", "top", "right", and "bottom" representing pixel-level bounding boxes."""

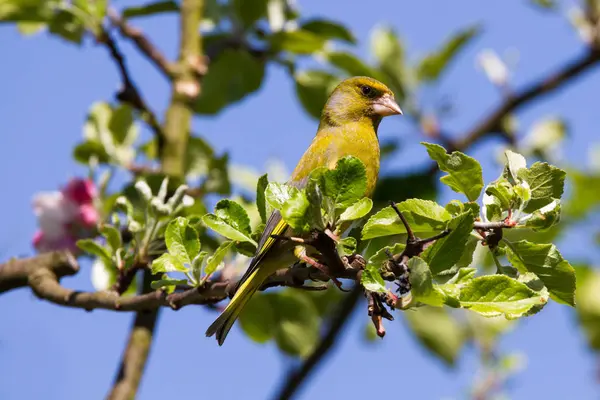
[{"left": 373, "top": 94, "right": 403, "bottom": 116}]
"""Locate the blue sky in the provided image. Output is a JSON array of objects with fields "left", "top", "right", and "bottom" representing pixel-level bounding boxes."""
[{"left": 1, "top": 1, "right": 599, "bottom": 399}]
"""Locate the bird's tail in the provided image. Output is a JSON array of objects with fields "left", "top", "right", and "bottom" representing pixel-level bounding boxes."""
[{"left": 205, "top": 267, "right": 264, "bottom": 345}]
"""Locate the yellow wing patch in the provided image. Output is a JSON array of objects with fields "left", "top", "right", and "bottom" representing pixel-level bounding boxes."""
[{"left": 255, "top": 218, "right": 288, "bottom": 261}]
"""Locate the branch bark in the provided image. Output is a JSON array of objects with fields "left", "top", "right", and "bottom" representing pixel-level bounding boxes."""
[
  {"left": 107, "top": 1, "right": 204, "bottom": 398},
  {"left": 11, "top": 260, "right": 342, "bottom": 312},
  {"left": 272, "top": 286, "right": 363, "bottom": 400},
  {"left": 0, "top": 251, "right": 78, "bottom": 293},
  {"left": 99, "top": 28, "right": 165, "bottom": 147},
  {"left": 107, "top": 271, "right": 159, "bottom": 400},
  {"left": 161, "top": 0, "right": 204, "bottom": 177},
  {"left": 107, "top": 8, "right": 176, "bottom": 79},
  {"left": 453, "top": 48, "right": 600, "bottom": 150}
]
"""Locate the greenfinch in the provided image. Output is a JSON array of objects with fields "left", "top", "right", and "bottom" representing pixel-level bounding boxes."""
[{"left": 206, "top": 76, "right": 402, "bottom": 345}]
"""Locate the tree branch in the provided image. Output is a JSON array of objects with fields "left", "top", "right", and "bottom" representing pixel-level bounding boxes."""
[
  {"left": 107, "top": 270, "right": 159, "bottom": 400},
  {"left": 0, "top": 251, "right": 78, "bottom": 293},
  {"left": 161, "top": 0, "right": 204, "bottom": 176},
  {"left": 272, "top": 285, "right": 363, "bottom": 400},
  {"left": 105, "top": 1, "right": 205, "bottom": 397},
  {"left": 15, "top": 259, "right": 342, "bottom": 312},
  {"left": 107, "top": 8, "right": 176, "bottom": 79},
  {"left": 453, "top": 48, "right": 600, "bottom": 150},
  {"left": 98, "top": 28, "right": 166, "bottom": 148}
]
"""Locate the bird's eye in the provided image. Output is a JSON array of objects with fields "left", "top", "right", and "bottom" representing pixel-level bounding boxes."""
[{"left": 360, "top": 85, "right": 373, "bottom": 96}]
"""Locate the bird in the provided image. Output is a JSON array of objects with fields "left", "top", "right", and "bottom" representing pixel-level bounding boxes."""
[{"left": 206, "top": 76, "right": 402, "bottom": 345}]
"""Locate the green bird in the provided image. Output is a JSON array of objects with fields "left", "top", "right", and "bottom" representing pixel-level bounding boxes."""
[{"left": 206, "top": 76, "right": 402, "bottom": 345}]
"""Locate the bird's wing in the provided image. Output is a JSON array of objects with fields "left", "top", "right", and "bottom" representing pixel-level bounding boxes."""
[{"left": 233, "top": 178, "right": 308, "bottom": 292}]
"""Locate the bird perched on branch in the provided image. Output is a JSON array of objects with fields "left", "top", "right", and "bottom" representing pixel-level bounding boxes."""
[{"left": 206, "top": 76, "right": 403, "bottom": 345}]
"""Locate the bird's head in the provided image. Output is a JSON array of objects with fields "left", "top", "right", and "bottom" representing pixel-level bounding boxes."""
[{"left": 320, "top": 76, "right": 402, "bottom": 129}]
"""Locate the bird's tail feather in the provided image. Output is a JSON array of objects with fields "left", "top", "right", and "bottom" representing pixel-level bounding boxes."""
[{"left": 205, "top": 268, "right": 262, "bottom": 345}]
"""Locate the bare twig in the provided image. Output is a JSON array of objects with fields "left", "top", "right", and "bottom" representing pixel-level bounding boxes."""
[
  {"left": 453, "top": 48, "right": 600, "bottom": 150},
  {"left": 98, "top": 29, "right": 166, "bottom": 148},
  {"left": 107, "top": 8, "right": 176, "bottom": 79},
  {"left": 272, "top": 285, "right": 363, "bottom": 400}
]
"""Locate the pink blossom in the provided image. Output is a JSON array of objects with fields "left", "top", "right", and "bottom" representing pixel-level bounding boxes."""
[{"left": 32, "top": 178, "right": 99, "bottom": 253}]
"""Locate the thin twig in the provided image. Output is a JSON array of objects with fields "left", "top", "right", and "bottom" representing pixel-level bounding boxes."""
[
  {"left": 272, "top": 285, "right": 363, "bottom": 400},
  {"left": 453, "top": 48, "right": 600, "bottom": 150},
  {"left": 99, "top": 28, "right": 166, "bottom": 148},
  {"left": 390, "top": 201, "right": 415, "bottom": 240},
  {"left": 107, "top": 8, "right": 176, "bottom": 79}
]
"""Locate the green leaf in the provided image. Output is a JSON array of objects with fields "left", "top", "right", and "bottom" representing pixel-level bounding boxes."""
[
  {"left": 524, "top": 199, "right": 561, "bottom": 231},
  {"left": 78, "top": 102, "right": 138, "bottom": 166},
  {"left": 73, "top": 140, "right": 110, "bottom": 164},
  {"left": 48, "top": 9, "right": 85, "bottom": 44},
  {"left": 281, "top": 190, "right": 311, "bottom": 232},
  {"left": 504, "top": 150, "right": 527, "bottom": 184},
  {"left": 191, "top": 251, "right": 208, "bottom": 283},
  {"left": 300, "top": 19, "right": 356, "bottom": 43},
  {"left": 151, "top": 277, "right": 188, "bottom": 290},
  {"left": 184, "top": 135, "right": 214, "bottom": 178},
  {"left": 404, "top": 306, "right": 466, "bottom": 366},
  {"left": 518, "top": 162, "right": 566, "bottom": 213},
  {"left": 370, "top": 25, "right": 406, "bottom": 99},
  {"left": 270, "top": 29, "right": 327, "bottom": 54},
  {"left": 455, "top": 237, "right": 479, "bottom": 270},
  {"left": 202, "top": 201, "right": 257, "bottom": 245},
  {"left": 484, "top": 179, "right": 514, "bottom": 210},
  {"left": 337, "top": 237, "right": 357, "bottom": 257},
  {"left": 203, "top": 153, "right": 231, "bottom": 195},
  {"left": 99, "top": 225, "right": 122, "bottom": 253},
  {"left": 239, "top": 293, "right": 277, "bottom": 343},
  {"left": 115, "top": 196, "right": 135, "bottom": 220},
  {"left": 361, "top": 262, "right": 387, "bottom": 293},
  {"left": 151, "top": 253, "right": 187, "bottom": 273},
  {"left": 367, "top": 243, "right": 406, "bottom": 269},
  {"left": 422, "top": 212, "right": 475, "bottom": 276},
  {"left": 362, "top": 199, "right": 451, "bottom": 240},
  {"left": 339, "top": 198, "right": 373, "bottom": 222},
  {"left": 215, "top": 200, "right": 252, "bottom": 236},
  {"left": 273, "top": 290, "right": 320, "bottom": 357},
  {"left": 165, "top": 217, "right": 200, "bottom": 265},
  {"left": 77, "top": 239, "right": 112, "bottom": 264},
  {"left": 265, "top": 182, "right": 300, "bottom": 211},
  {"left": 0, "top": 0, "right": 53, "bottom": 23},
  {"left": 294, "top": 70, "right": 340, "bottom": 119},
  {"left": 122, "top": 0, "right": 178, "bottom": 19},
  {"left": 483, "top": 192, "right": 503, "bottom": 222},
  {"left": 256, "top": 174, "right": 269, "bottom": 224},
  {"left": 325, "top": 51, "right": 380, "bottom": 77},
  {"left": 417, "top": 26, "right": 480, "bottom": 82},
  {"left": 458, "top": 275, "right": 548, "bottom": 318},
  {"left": 446, "top": 267, "right": 477, "bottom": 284},
  {"left": 373, "top": 172, "right": 438, "bottom": 205},
  {"left": 232, "top": 0, "right": 267, "bottom": 27},
  {"left": 422, "top": 142, "right": 484, "bottom": 201},
  {"left": 408, "top": 257, "right": 446, "bottom": 306},
  {"left": 194, "top": 49, "right": 265, "bottom": 114},
  {"left": 319, "top": 156, "right": 367, "bottom": 210},
  {"left": 504, "top": 240, "right": 576, "bottom": 306},
  {"left": 530, "top": 0, "right": 557, "bottom": 9},
  {"left": 565, "top": 171, "right": 600, "bottom": 218},
  {"left": 204, "top": 241, "right": 234, "bottom": 279},
  {"left": 574, "top": 266, "right": 600, "bottom": 350}
]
